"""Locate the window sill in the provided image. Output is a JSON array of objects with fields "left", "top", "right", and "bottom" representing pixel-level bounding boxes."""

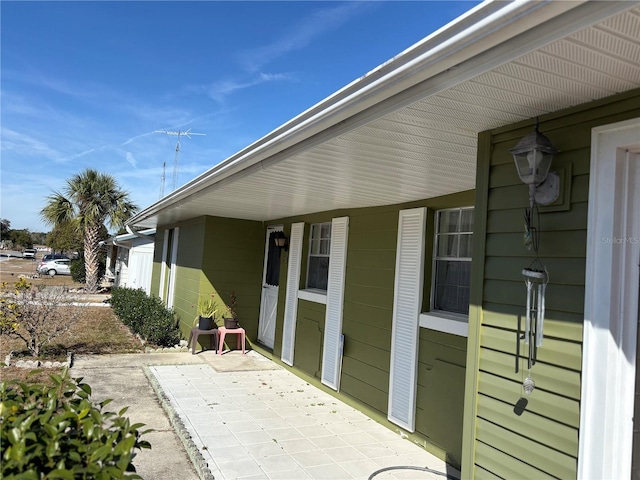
[
  {"left": 419, "top": 312, "right": 468, "bottom": 337},
  {"left": 298, "top": 289, "right": 327, "bottom": 305}
]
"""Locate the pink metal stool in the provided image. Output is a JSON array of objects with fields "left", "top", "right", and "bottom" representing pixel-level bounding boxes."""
[{"left": 217, "top": 326, "right": 246, "bottom": 355}]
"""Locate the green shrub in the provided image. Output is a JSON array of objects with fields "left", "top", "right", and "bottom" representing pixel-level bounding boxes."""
[
  {"left": 0, "top": 370, "right": 151, "bottom": 479},
  {"left": 108, "top": 288, "right": 181, "bottom": 347},
  {"left": 70, "top": 258, "right": 86, "bottom": 283},
  {"left": 70, "top": 256, "right": 105, "bottom": 284}
]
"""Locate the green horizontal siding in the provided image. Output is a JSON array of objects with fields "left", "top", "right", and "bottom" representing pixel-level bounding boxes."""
[
  {"left": 483, "top": 279, "right": 585, "bottom": 313},
  {"left": 484, "top": 231, "right": 587, "bottom": 258},
  {"left": 481, "top": 302, "right": 583, "bottom": 343},
  {"left": 478, "top": 372, "right": 579, "bottom": 428},
  {"left": 481, "top": 324, "right": 581, "bottom": 371},
  {"left": 480, "top": 349, "right": 581, "bottom": 400},
  {"left": 475, "top": 440, "right": 557, "bottom": 479},
  {"left": 486, "top": 202, "right": 589, "bottom": 234},
  {"left": 199, "top": 216, "right": 264, "bottom": 343},
  {"left": 416, "top": 328, "right": 467, "bottom": 458},
  {"left": 484, "top": 256, "right": 586, "bottom": 285},
  {"left": 150, "top": 216, "right": 264, "bottom": 349},
  {"left": 294, "top": 299, "right": 325, "bottom": 379},
  {"left": 476, "top": 418, "right": 576, "bottom": 479},
  {"left": 466, "top": 89, "right": 640, "bottom": 479},
  {"left": 477, "top": 395, "right": 578, "bottom": 457},
  {"left": 271, "top": 191, "right": 474, "bottom": 466}
]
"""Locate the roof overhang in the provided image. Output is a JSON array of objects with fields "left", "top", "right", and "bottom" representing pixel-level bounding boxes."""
[{"left": 128, "top": 0, "right": 640, "bottom": 230}]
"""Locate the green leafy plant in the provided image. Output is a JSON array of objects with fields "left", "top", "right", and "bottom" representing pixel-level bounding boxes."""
[
  {"left": 0, "top": 370, "right": 151, "bottom": 479},
  {"left": 197, "top": 294, "right": 217, "bottom": 318},
  {"left": 108, "top": 287, "right": 181, "bottom": 346}
]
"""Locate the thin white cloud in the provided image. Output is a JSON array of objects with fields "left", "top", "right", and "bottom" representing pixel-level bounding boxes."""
[
  {"left": 66, "top": 148, "right": 97, "bottom": 161},
  {"left": 121, "top": 131, "right": 156, "bottom": 146},
  {"left": 0, "top": 128, "right": 65, "bottom": 163},
  {"left": 125, "top": 151, "right": 137, "bottom": 168},
  {"left": 237, "top": 2, "right": 371, "bottom": 73},
  {"left": 2, "top": 68, "right": 115, "bottom": 101},
  {"left": 204, "top": 72, "right": 293, "bottom": 102}
]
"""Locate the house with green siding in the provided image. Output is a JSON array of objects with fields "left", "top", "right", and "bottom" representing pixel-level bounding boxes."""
[{"left": 127, "top": 1, "right": 640, "bottom": 477}]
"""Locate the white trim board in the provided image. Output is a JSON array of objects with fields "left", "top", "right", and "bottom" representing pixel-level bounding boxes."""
[
  {"left": 419, "top": 313, "right": 468, "bottom": 337},
  {"left": 298, "top": 289, "right": 327, "bottom": 305},
  {"left": 579, "top": 117, "right": 640, "bottom": 480}
]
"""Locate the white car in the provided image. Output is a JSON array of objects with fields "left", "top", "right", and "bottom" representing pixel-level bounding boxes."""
[
  {"left": 38, "top": 259, "right": 71, "bottom": 276},
  {"left": 23, "top": 248, "right": 37, "bottom": 259}
]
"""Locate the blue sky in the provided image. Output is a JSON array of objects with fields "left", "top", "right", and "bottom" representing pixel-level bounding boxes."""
[{"left": 1, "top": 1, "right": 479, "bottom": 233}]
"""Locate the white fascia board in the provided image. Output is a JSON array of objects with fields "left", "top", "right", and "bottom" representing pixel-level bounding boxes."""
[{"left": 129, "top": 0, "right": 624, "bottom": 229}]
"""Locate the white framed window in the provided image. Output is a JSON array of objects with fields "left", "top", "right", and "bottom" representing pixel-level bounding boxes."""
[
  {"left": 306, "top": 222, "right": 331, "bottom": 291},
  {"left": 431, "top": 207, "right": 474, "bottom": 316}
]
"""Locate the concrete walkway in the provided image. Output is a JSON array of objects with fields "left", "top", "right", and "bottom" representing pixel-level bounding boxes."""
[{"left": 72, "top": 351, "right": 459, "bottom": 480}]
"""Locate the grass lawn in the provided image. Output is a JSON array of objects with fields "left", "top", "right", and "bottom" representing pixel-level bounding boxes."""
[
  {"left": 1, "top": 257, "right": 145, "bottom": 383},
  {"left": 0, "top": 256, "right": 83, "bottom": 290}
]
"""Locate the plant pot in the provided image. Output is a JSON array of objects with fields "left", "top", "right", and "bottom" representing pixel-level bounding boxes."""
[
  {"left": 224, "top": 317, "right": 239, "bottom": 329},
  {"left": 198, "top": 316, "right": 213, "bottom": 330}
]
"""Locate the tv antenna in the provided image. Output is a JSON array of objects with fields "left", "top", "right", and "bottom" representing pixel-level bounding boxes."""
[{"left": 155, "top": 128, "right": 206, "bottom": 197}]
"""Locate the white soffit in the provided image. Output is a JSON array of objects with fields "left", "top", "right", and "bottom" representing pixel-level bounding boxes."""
[{"left": 130, "top": 3, "right": 640, "bottom": 229}]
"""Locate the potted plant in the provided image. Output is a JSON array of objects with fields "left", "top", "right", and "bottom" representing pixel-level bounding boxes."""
[
  {"left": 224, "top": 291, "right": 239, "bottom": 329},
  {"left": 197, "top": 295, "right": 217, "bottom": 330}
]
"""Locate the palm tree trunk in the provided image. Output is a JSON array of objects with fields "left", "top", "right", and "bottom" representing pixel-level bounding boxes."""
[{"left": 84, "top": 223, "right": 101, "bottom": 293}]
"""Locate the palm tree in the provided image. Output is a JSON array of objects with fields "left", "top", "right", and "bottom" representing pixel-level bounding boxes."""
[{"left": 41, "top": 169, "right": 139, "bottom": 293}]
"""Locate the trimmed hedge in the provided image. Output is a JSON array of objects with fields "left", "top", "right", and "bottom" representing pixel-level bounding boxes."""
[
  {"left": 108, "top": 288, "right": 181, "bottom": 347},
  {"left": 0, "top": 371, "right": 151, "bottom": 479}
]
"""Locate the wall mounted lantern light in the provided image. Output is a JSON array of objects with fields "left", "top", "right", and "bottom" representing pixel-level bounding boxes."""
[
  {"left": 509, "top": 119, "right": 560, "bottom": 209},
  {"left": 510, "top": 119, "right": 559, "bottom": 397},
  {"left": 274, "top": 231, "right": 288, "bottom": 250}
]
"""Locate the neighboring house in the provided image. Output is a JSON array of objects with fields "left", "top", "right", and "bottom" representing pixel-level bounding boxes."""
[
  {"left": 103, "top": 228, "right": 156, "bottom": 295},
  {"left": 127, "top": 1, "right": 640, "bottom": 477}
]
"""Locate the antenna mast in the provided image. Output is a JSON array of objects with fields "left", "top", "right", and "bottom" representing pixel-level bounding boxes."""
[{"left": 155, "top": 128, "right": 206, "bottom": 197}]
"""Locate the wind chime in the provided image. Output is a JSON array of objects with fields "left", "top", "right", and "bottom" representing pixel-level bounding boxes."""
[{"left": 509, "top": 119, "right": 559, "bottom": 396}]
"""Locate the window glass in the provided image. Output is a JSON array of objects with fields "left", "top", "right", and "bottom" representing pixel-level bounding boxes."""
[
  {"left": 432, "top": 207, "right": 474, "bottom": 315},
  {"left": 307, "top": 222, "right": 331, "bottom": 290}
]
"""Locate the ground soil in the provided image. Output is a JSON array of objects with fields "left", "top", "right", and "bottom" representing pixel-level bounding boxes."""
[
  {"left": 0, "top": 256, "right": 83, "bottom": 290},
  {"left": 1, "top": 257, "right": 145, "bottom": 383}
]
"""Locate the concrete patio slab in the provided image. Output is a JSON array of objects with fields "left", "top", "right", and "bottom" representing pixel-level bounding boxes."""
[
  {"left": 150, "top": 351, "right": 460, "bottom": 480},
  {"left": 70, "top": 350, "right": 460, "bottom": 480}
]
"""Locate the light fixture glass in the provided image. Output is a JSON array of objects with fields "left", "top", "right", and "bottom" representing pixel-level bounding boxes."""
[
  {"left": 274, "top": 232, "right": 288, "bottom": 249},
  {"left": 510, "top": 120, "right": 560, "bottom": 208},
  {"left": 510, "top": 124, "right": 558, "bottom": 186}
]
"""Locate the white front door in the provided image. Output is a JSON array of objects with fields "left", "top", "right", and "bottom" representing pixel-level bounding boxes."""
[
  {"left": 258, "top": 225, "right": 282, "bottom": 348},
  {"left": 579, "top": 118, "right": 640, "bottom": 479}
]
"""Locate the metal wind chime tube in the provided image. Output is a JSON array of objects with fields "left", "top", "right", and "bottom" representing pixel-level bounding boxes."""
[
  {"left": 520, "top": 265, "right": 548, "bottom": 395},
  {"left": 522, "top": 266, "right": 548, "bottom": 348}
]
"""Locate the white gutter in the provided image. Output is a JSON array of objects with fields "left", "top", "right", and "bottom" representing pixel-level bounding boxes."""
[
  {"left": 129, "top": 0, "right": 631, "bottom": 228},
  {"left": 100, "top": 228, "right": 156, "bottom": 249},
  {"left": 125, "top": 225, "right": 156, "bottom": 238}
]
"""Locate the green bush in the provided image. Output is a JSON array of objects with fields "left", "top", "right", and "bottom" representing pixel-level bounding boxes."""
[
  {"left": 108, "top": 288, "right": 181, "bottom": 347},
  {"left": 0, "top": 371, "right": 151, "bottom": 479},
  {"left": 70, "top": 256, "right": 105, "bottom": 284},
  {"left": 69, "top": 258, "right": 85, "bottom": 283}
]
